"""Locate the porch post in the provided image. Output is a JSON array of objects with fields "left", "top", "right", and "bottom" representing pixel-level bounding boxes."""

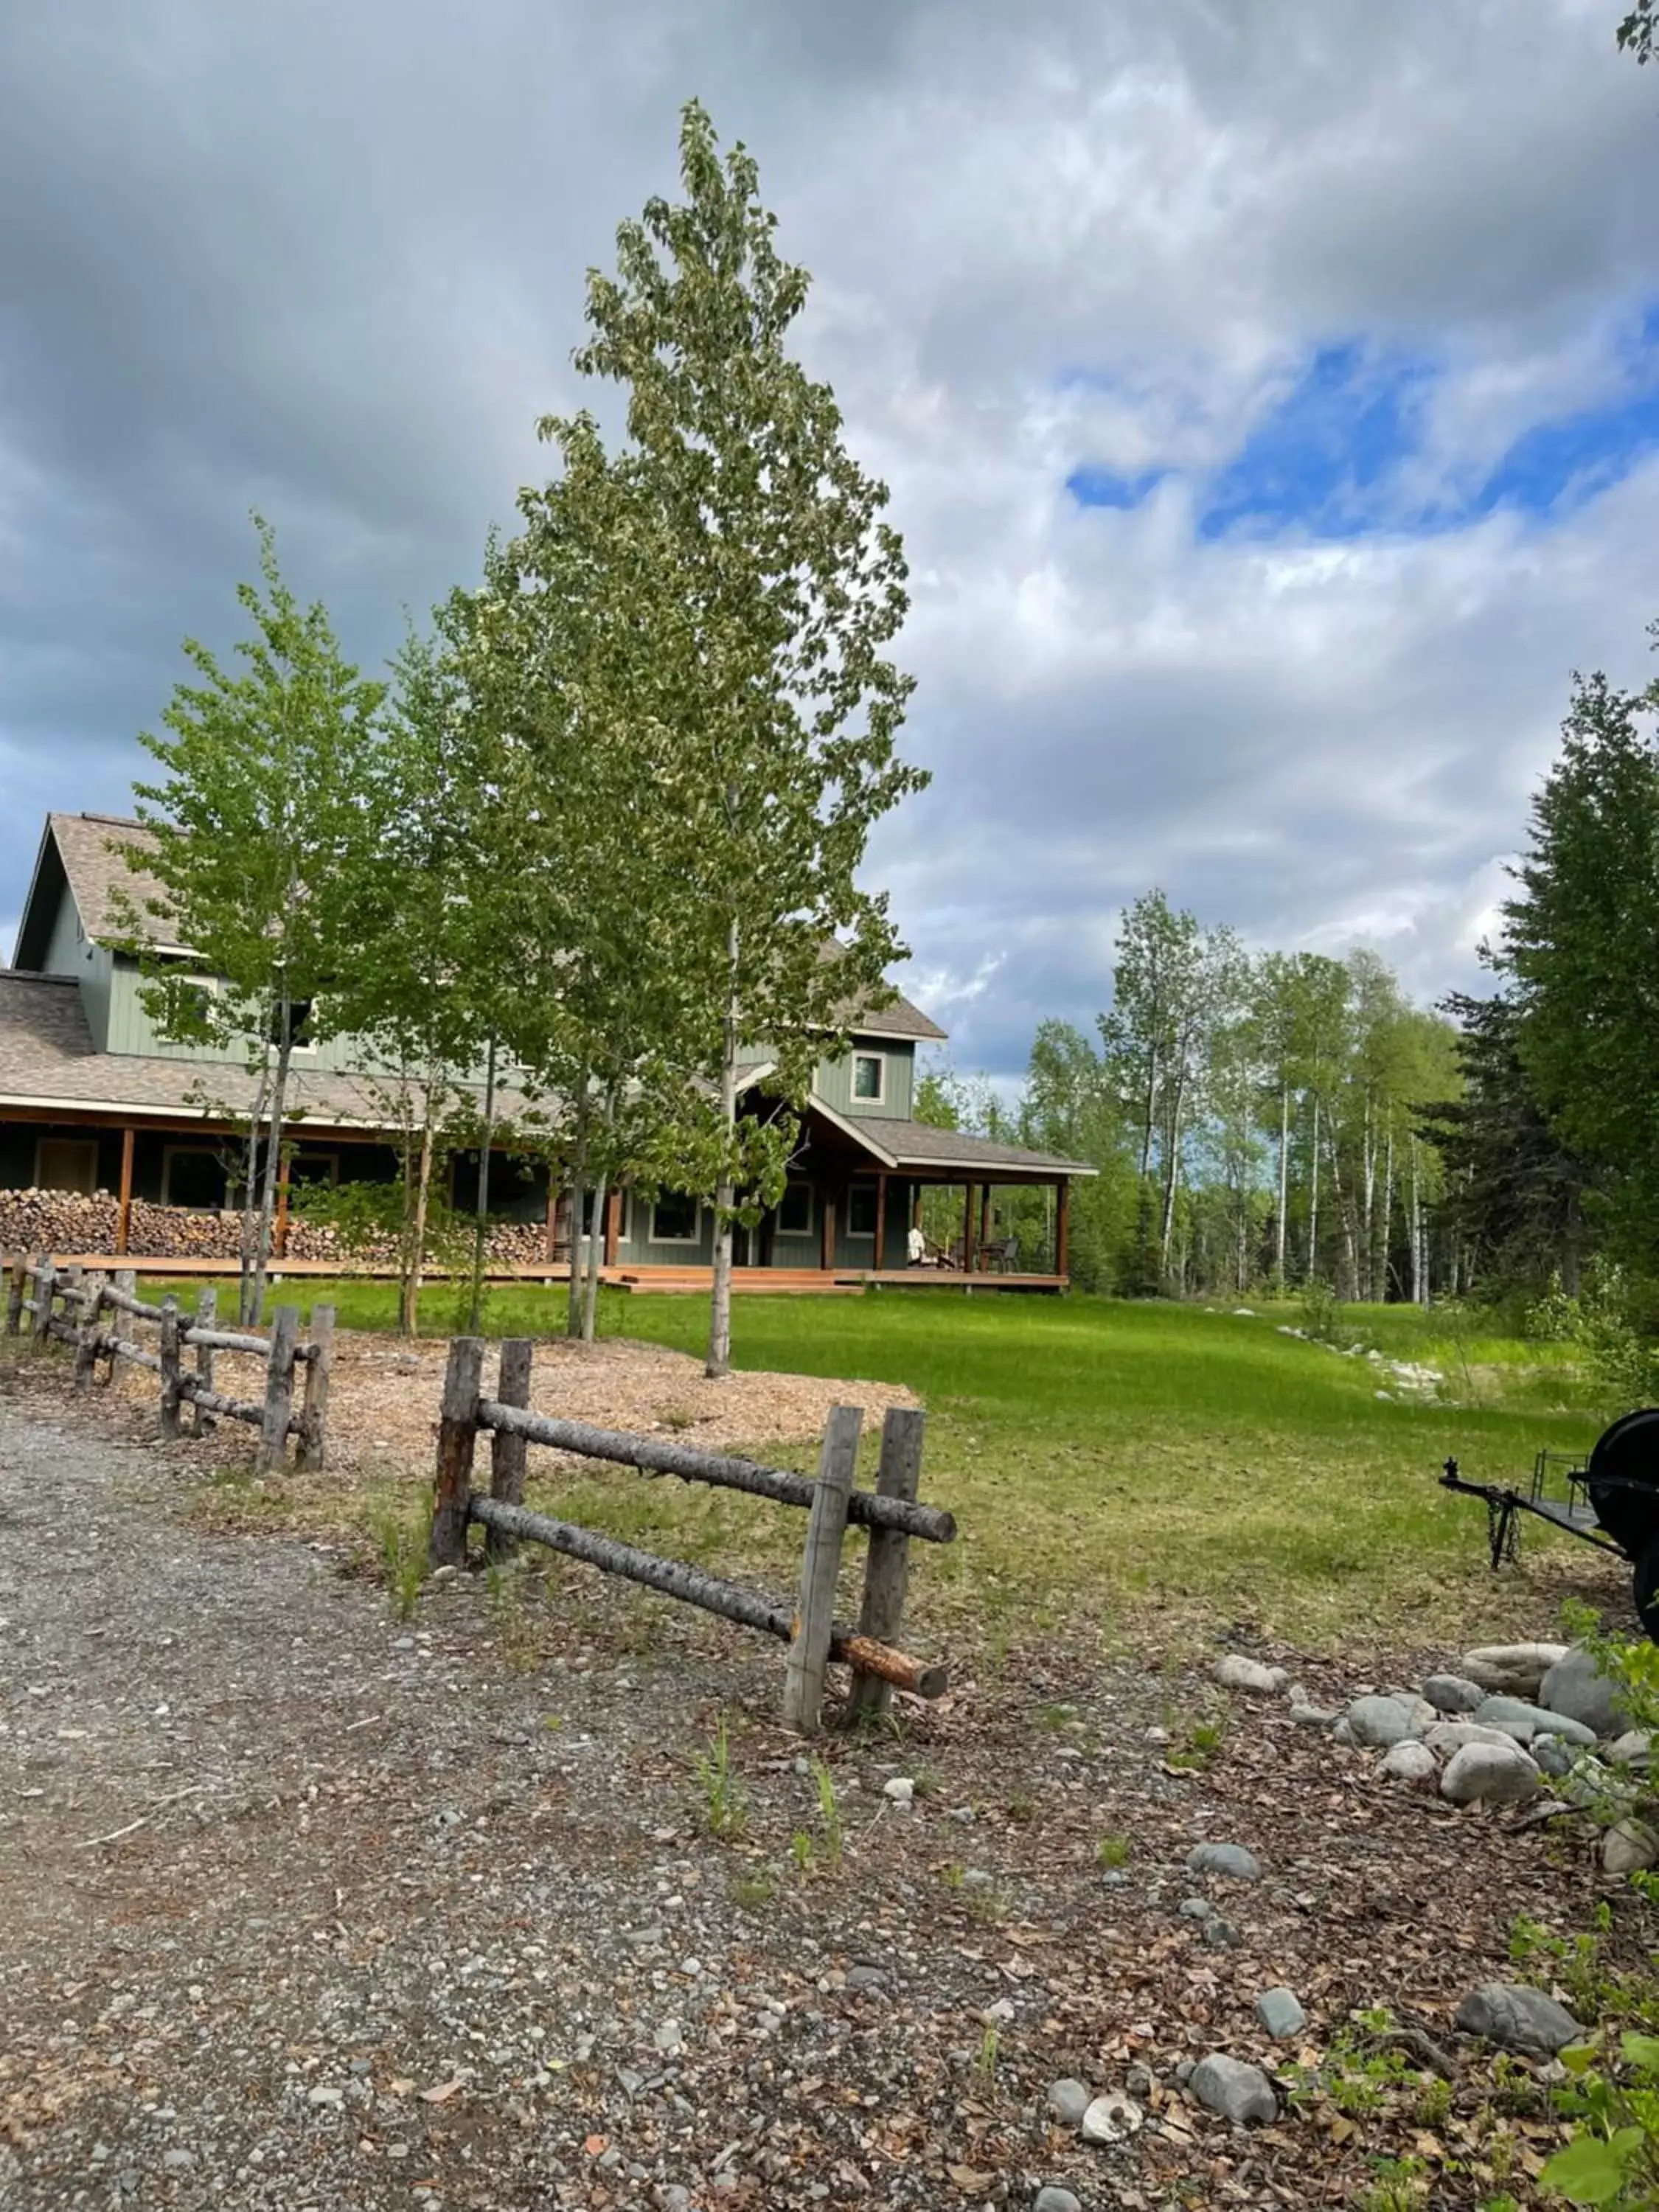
[
  {"left": 978, "top": 1183, "right": 991, "bottom": 1265},
  {"left": 116, "top": 1127, "right": 135, "bottom": 1256},
  {"left": 274, "top": 1151, "right": 292, "bottom": 1259},
  {"left": 543, "top": 1182, "right": 559, "bottom": 1265},
  {"left": 873, "top": 1172, "right": 888, "bottom": 1273},
  {"left": 960, "top": 1181, "right": 973, "bottom": 1272},
  {"left": 821, "top": 1183, "right": 838, "bottom": 1273},
  {"left": 603, "top": 1187, "right": 622, "bottom": 1267},
  {"left": 1056, "top": 1176, "right": 1071, "bottom": 1279}
]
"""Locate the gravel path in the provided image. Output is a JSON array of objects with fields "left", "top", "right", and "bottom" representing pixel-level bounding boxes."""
[{"left": 1, "top": 1360, "right": 1644, "bottom": 2211}]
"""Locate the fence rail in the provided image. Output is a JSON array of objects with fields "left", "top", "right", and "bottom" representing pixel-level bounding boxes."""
[
  {"left": 4, "top": 1253, "right": 334, "bottom": 1473},
  {"left": 431, "top": 1337, "right": 950, "bottom": 1733}
]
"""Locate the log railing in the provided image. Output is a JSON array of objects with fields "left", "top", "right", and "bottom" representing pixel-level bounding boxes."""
[
  {"left": 431, "top": 1337, "right": 950, "bottom": 1733},
  {"left": 4, "top": 1252, "right": 334, "bottom": 1474}
]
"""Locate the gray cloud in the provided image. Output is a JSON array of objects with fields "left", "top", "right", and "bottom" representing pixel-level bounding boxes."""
[{"left": 4, "top": 0, "right": 1658, "bottom": 1082}]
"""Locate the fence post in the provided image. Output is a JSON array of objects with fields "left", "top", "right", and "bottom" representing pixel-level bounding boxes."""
[
  {"left": 31, "top": 1259, "right": 56, "bottom": 1343},
  {"left": 296, "top": 1304, "right": 335, "bottom": 1472},
  {"left": 158, "top": 1295, "right": 183, "bottom": 1440},
  {"left": 257, "top": 1306, "right": 301, "bottom": 1473},
  {"left": 6, "top": 1254, "right": 27, "bottom": 1336},
  {"left": 846, "top": 1407, "right": 928, "bottom": 1725},
  {"left": 190, "top": 1287, "right": 217, "bottom": 1434},
  {"left": 782, "top": 1402, "right": 863, "bottom": 1735},
  {"left": 58, "top": 1264, "right": 83, "bottom": 1343},
  {"left": 110, "top": 1269, "right": 136, "bottom": 1382},
  {"left": 431, "top": 1337, "right": 485, "bottom": 1568},
  {"left": 487, "top": 1338, "right": 534, "bottom": 1562},
  {"left": 74, "top": 1274, "right": 106, "bottom": 1391}
]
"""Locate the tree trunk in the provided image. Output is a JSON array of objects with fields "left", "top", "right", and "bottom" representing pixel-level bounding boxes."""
[
  {"left": 706, "top": 916, "right": 741, "bottom": 1380},
  {"left": 1381, "top": 1125, "right": 1396, "bottom": 1302},
  {"left": 466, "top": 1034, "right": 498, "bottom": 1336},
  {"left": 1274, "top": 1079, "right": 1290, "bottom": 1288},
  {"left": 582, "top": 1166, "right": 608, "bottom": 1343},
  {"left": 1158, "top": 1068, "right": 1186, "bottom": 1277},
  {"left": 246, "top": 998, "right": 293, "bottom": 1328},
  {"left": 566, "top": 1085, "right": 591, "bottom": 1340},
  {"left": 237, "top": 1043, "right": 274, "bottom": 1325},
  {"left": 401, "top": 1082, "right": 437, "bottom": 1338},
  {"left": 1306, "top": 1090, "right": 1321, "bottom": 1284}
]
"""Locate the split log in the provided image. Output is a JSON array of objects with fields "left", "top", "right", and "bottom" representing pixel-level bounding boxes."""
[
  {"left": 296, "top": 1304, "right": 334, "bottom": 1471},
  {"left": 783, "top": 1404, "right": 860, "bottom": 1733},
  {"left": 430, "top": 1337, "right": 484, "bottom": 1568},
  {"left": 190, "top": 1288, "right": 217, "bottom": 1435},
  {"left": 158, "top": 1296, "right": 184, "bottom": 1440},
  {"left": 466, "top": 1495, "right": 947, "bottom": 1697},
  {"left": 6, "top": 1253, "right": 27, "bottom": 1335},
  {"left": 177, "top": 1376, "right": 271, "bottom": 1425},
  {"left": 74, "top": 1274, "right": 107, "bottom": 1391},
  {"left": 31, "top": 1259, "right": 55, "bottom": 1340},
  {"left": 847, "top": 1406, "right": 928, "bottom": 1723},
  {"left": 182, "top": 1326, "right": 274, "bottom": 1357},
  {"left": 257, "top": 1306, "right": 300, "bottom": 1474},
  {"left": 475, "top": 1401, "right": 955, "bottom": 1543},
  {"left": 104, "top": 1284, "right": 170, "bottom": 1322},
  {"left": 487, "top": 1338, "right": 534, "bottom": 1562}
]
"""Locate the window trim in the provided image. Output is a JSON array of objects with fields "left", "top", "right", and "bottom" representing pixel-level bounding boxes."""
[
  {"left": 286, "top": 1150, "right": 340, "bottom": 1190},
  {"left": 575, "top": 1188, "right": 628, "bottom": 1243},
  {"left": 649, "top": 1192, "right": 702, "bottom": 1247},
  {"left": 776, "top": 1179, "right": 815, "bottom": 1237},
  {"left": 161, "top": 1142, "right": 230, "bottom": 1210},
  {"left": 33, "top": 1135, "right": 99, "bottom": 1194},
  {"left": 851, "top": 1051, "right": 886, "bottom": 1104},
  {"left": 845, "top": 1180, "right": 880, "bottom": 1240}
]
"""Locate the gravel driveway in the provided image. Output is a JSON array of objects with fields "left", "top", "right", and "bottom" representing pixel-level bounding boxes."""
[{"left": 2, "top": 1359, "right": 1641, "bottom": 2212}]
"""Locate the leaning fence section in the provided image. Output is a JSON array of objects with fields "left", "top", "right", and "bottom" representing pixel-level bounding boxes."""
[
  {"left": 4, "top": 1253, "right": 334, "bottom": 1473},
  {"left": 429, "top": 1336, "right": 953, "bottom": 1734}
]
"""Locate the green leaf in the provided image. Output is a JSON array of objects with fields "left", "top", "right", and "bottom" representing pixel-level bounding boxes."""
[
  {"left": 1540, "top": 2131, "right": 1635, "bottom": 2203},
  {"left": 1619, "top": 2032, "right": 1659, "bottom": 2071}
]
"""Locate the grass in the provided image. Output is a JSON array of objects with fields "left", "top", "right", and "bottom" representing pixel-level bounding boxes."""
[{"left": 149, "top": 1275, "right": 1621, "bottom": 1655}]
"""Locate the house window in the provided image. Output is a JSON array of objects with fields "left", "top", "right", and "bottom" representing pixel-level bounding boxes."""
[
  {"left": 163, "top": 1145, "right": 230, "bottom": 1210},
  {"left": 269, "top": 998, "right": 318, "bottom": 1054},
  {"left": 577, "top": 1189, "right": 625, "bottom": 1239},
  {"left": 776, "top": 1180, "right": 813, "bottom": 1236},
  {"left": 846, "top": 1182, "right": 880, "bottom": 1238},
  {"left": 650, "top": 1192, "right": 700, "bottom": 1245},
  {"left": 35, "top": 1138, "right": 98, "bottom": 1194},
  {"left": 287, "top": 1151, "right": 338, "bottom": 1190},
  {"left": 852, "top": 1053, "right": 885, "bottom": 1102},
  {"left": 165, "top": 973, "right": 219, "bottom": 1035}
]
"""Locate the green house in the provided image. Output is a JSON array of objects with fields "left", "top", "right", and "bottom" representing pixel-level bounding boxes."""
[{"left": 1, "top": 812, "right": 1091, "bottom": 1287}]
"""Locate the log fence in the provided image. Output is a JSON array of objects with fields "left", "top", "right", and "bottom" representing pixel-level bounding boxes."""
[
  {"left": 431, "top": 1336, "right": 952, "bottom": 1733},
  {"left": 4, "top": 1253, "right": 334, "bottom": 1473}
]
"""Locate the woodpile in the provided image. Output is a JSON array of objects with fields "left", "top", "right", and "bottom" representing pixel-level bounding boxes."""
[{"left": 0, "top": 1187, "right": 555, "bottom": 1267}]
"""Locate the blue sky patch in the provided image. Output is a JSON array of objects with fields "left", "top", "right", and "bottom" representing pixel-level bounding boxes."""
[{"left": 1065, "top": 315, "right": 1659, "bottom": 540}]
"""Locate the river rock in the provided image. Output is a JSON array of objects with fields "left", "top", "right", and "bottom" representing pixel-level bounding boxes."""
[
  {"left": 1189, "top": 2053, "right": 1277, "bottom": 2124},
  {"left": 1214, "top": 1655, "right": 1289, "bottom": 1694},
  {"left": 1425, "top": 1719, "right": 1529, "bottom": 1756},
  {"left": 1607, "top": 1731, "right": 1653, "bottom": 1766},
  {"left": 1602, "top": 1819, "right": 1659, "bottom": 1876},
  {"left": 1461, "top": 1644, "right": 1568, "bottom": 1699},
  {"left": 1034, "top": 2191, "right": 1083, "bottom": 2212},
  {"left": 1455, "top": 1983, "right": 1582, "bottom": 2053},
  {"left": 1533, "top": 1735, "right": 1576, "bottom": 1779},
  {"left": 1423, "top": 1673, "right": 1486, "bottom": 1715},
  {"left": 1255, "top": 1988, "right": 1306, "bottom": 2039},
  {"left": 1186, "top": 1842, "right": 1262, "bottom": 1882},
  {"left": 1079, "top": 2091, "right": 1144, "bottom": 2144},
  {"left": 1380, "top": 1740, "right": 1438, "bottom": 1784},
  {"left": 1441, "top": 1740, "right": 1540, "bottom": 1806},
  {"left": 1541, "top": 1646, "right": 1626, "bottom": 1738},
  {"left": 1290, "top": 1703, "right": 1339, "bottom": 1725},
  {"left": 1343, "top": 1694, "right": 1416, "bottom": 1748},
  {"left": 1047, "top": 2079, "right": 1091, "bottom": 2129},
  {"left": 1477, "top": 1695, "right": 1597, "bottom": 1747}
]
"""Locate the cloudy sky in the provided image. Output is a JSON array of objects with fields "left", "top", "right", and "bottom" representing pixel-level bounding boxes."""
[{"left": 4, "top": 1, "right": 1658, "bottom": 1080}]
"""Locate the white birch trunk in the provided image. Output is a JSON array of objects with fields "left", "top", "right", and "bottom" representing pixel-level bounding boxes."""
[
  {"left": 1274, "top": 1079, "right": 1290, "bottom": 1288},
  {"left": 706, "top": 917, "right": 741, "bottom": 1380},
  {"left": 1306, "top": 1090, "right": 1321, "bottom": 1284},
  {"left": 566, "top": 1085, "right": 591, "bottom": 1341},
  {"left": 246, "top": 990, "right": 293, "bottom": 1328}
]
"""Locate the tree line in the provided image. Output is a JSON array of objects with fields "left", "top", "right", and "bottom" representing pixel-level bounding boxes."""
[
  {"left": 914, "top": 897, "right": 1463, "bottom": 1301},
  {"left": 115, "top": 102, "right": 925, "bottom": 1371}
]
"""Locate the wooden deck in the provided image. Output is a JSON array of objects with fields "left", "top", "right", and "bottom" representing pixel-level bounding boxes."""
[{"left": 31, "top": 1254, "right": 1069, "bottom": 1297}]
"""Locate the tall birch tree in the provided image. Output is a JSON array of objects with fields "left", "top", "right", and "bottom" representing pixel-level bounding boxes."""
[
  {"left": 118, "top": 517, "right": 386, "bottom": 1323},
  {"left": 570, "top": 100, "right": 927, "bottom": 1377}
]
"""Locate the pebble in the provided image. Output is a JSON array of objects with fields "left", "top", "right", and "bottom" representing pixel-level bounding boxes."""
[
  {"left": 161, "top": 2149, "right": 196, "bottom": 2171},
  {"left": 1200, "top": 1916, "right": 1242, "bottom": 1948},
  {"left": 653, "top": 2020, "right": 683, "bottom": 2053},
  {"left": 1255, "top": 1987, "right": 1306, "bottom": 2039},
  {"left": 1214, "top": 1655, "right": 1288, "bottom": 1694},
  {"left": 1190, "top": 2053, "right": 1277, "bottom": 2124},
  {"left": 1079, "top": 2090, "right": 1144, "bottom": 2143},
  {"left": 1047, "top": 2078, "right": 1092, "bottom": 2128},
  {"left": 1603, "top": 1818, "right": 1659, "bottom": 1875},
  {"left": 1455, "top": 1983, "right": 1582, "bottom": 2053},
  {"left": 1179, "top": 1897, "right": 1213, "bottom": 1920},
  {"left": 882, "top": 1776, "right": 914, "bottom": 1806},
  {"left": 845, "top": 1966, "right": 887, "bottom": 1993},
  {"left": 1186, "top": 1842, "right": 1262, "bottom": 1881},
  {"left": 1290, "top": 1703, "right": 1338, "bottom": 1725},
  {"left": 1034, "top": 2191, "right": 1083, "bottom": 2212},
  {"left": 306, "top": 2087, "right": 344, "bottom": 2109}
]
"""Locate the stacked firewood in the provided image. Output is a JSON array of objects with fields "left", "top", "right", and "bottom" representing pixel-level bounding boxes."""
[{"left": 0, "top": 1187, "right": 557, "bottom": 1267}]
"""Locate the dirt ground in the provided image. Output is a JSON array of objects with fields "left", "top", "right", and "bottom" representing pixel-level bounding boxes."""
[{"left": 1, "top": 1350, "right": 1652, "bottom": 2211}]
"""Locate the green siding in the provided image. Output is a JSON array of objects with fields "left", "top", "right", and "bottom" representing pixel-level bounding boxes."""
[
  {"left": 105, "top": 956, "right": 380, "bottom": 1075},
  {"left": 812, "top": 1038, "right": 914, "bottom": 1121},
  {"left": 42, "top": 885, "right": 83, "bottom": 975},
  {"left": 80, "top": 944, "right": 114, "bottom": 1052}
]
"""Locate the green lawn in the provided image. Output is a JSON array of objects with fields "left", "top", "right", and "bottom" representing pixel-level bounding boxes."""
[{"left": 160, "top": 1276, "right": 1630, "bottom": 1658}]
